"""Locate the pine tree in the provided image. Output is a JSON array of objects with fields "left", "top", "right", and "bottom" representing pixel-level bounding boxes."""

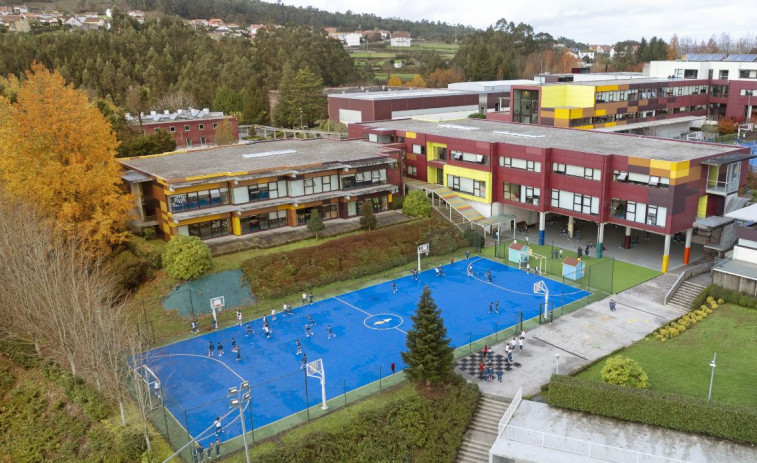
[
  {"left": 307, "top": 209, "right": 325, "bottom": 239},
  {"left": 273, "top": 65, "right": 326, "bottom": 128},
  {"left": 359, "top": 201, "right": 377, "bottom": 230},
  {"left": 401, "top": 286, "right": 454, "bottom": 388}
]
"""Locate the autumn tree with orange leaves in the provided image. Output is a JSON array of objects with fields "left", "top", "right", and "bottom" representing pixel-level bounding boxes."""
[{"left": 0, "top": 64, "right": 133, "bottom": 256}]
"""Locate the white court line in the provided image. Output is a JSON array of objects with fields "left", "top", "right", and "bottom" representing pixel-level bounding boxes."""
[
  {"left": 334, "top": 297, "right": 407, "bottom": 334},
  {"left": 154, "top": 353, "right": 247, "bottom": 382}
]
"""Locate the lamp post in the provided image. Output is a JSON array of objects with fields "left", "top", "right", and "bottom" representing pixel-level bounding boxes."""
[
  {"left": 707, "top": 352, "right": 717, "bottom": 402},
  {"left": 227, "top": 381, "right": 252, "bottom": 463},
  {"left": 746, "top": 90, "right": 754, "bottom": 124},
  {"left": 299, "top": 107, "right": 303, "bottom": 130},
  {"left": 555, "top": 353, "right": 560, "bottom": 375}
]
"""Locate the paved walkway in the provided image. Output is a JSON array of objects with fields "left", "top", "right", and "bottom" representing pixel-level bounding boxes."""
[
  {"left": 206, "top": 210, "right": 411, "bottom": 255},
  {"left": 455, "top": 271, "right": 687, "bottom": 398}
]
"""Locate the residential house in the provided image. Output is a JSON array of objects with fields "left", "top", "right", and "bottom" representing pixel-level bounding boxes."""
[{"left": 390, "top": 31, "right": 412, "bottom": 47}]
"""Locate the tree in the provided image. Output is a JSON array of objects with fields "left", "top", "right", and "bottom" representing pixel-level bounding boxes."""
[
  {"left": 307, "top": 209, "right": 325, "bottom": 239},
  {"left": 404, "top": 74, "right": 427, "bottom": 88},
  {"left": 402, "top": 190, "right": 432, "bottom": 217},
  {"left": 359, "top": 201, "right": 377, "bottom": 230},
  {"left": 667, "top": 34, "right": 680, "bottom": 60},
  {"left": 213, "top": 85, "right": 242, "bottom": 114},
  {"left": 717, "top": 117, "right": 738, "bottom": 134},
  {"left": 273, "top": 66, "right": 327, "bottom": 128},
  {"left": 116, "top": 130, "right": 177, "bottom": 158},
  {"left": 387, "top": 75, "right": 403, "bottom": 87},
  {"left": 125, "top": 85, "right": 151, "bottom": 131},
  {"left": 601, "top": 355, "right": 649, "bottom": 388},
  {"left": 426, "top": 66, "right": 464, "bottom": 88},
  {"left": 241, "top": 82, "right": 269, "bottom": 124},
  {"left": 0, "top": 63, "right": 133, "bottom": 256},
  {"left": 162, "top": 235, "right": 212, "bottom": 280},
  {"left": 214, "top": 119, "right": 236, "bottom": 145},
  {"left": 401, "top": 286, "right": 454, "bottom": 388}
]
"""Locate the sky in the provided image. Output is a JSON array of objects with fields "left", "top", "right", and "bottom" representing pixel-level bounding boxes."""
[{"left": 262, "top": 0, "right": 757, "bottom": 45}]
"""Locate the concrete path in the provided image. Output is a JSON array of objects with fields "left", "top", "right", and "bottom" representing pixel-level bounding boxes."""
[{"left": 455, "top": 272, "right": 688, "bottom": 398}]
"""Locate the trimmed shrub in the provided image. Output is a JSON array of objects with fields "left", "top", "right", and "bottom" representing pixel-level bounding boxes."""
[
  {"left": 548, "top": 375, "right": 757, "bottom": 445},
  {"left": 600, "top": 356, "right": 649, "bottom": 388},
  {"left": 162, "top": 235, "right": 212, "bottom": 280},
  {"left": 242, "top": 218, "right": 466, "bottom": 299}
]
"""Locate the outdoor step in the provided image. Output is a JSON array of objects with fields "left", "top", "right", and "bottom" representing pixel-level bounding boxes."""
[
  {"left": 456, "top": 454, "right": 487, "bottom": 463},
  {"left": 474, "top": 409, "right": 506, "bottom": 421},
  {"left": 458, "top": 441, "right": 491, "bottom": 459},
  {"left": 469, "top": 420, "right": 498, "bottom": 433}
]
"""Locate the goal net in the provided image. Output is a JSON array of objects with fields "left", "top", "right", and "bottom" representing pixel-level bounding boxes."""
[
  {"left": 521, "top": 250, "right": 546, "bottom": 275},
  {"left": 134, "top": 364, "right": 162, "bottom": 410}
]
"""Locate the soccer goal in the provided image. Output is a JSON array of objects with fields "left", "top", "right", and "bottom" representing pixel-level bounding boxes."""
[
  {"left": 134, "top": 364, "right": 162, "bottom": 410},
  {"left": 417, "top": 243, "right": 430, "bottom": 272},
  {"left": 521, "top": 250, "right": 546, "bottom": 275},
  {"left": 306, "top": 358, "right": 328, "bottom": 410}
]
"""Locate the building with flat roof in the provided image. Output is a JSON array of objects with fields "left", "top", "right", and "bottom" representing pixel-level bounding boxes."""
[
  {"left": 349, "top": 118, "right": 752, "bottom": 272},
  {"left": 127, "top": 108, "right": 239, "bottom": 149},
  {"left": 119, "top": 138, "right": 401, "bottom": 241}
]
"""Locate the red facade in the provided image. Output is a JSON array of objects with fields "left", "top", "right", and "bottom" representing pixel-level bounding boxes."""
[{"left": 141, "top": 116, "right": 239, "bottom": 148}]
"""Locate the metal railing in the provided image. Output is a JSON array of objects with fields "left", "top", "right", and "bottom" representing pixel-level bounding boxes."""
[
  {"left": 497, "top": 387, "right": 522, "bottom": 436},
  {"left": 663, "top": 262, "right": 714, "bottom": 305},
  {"left": 500, "top": 425, "right": 689, "bottom": 463}
]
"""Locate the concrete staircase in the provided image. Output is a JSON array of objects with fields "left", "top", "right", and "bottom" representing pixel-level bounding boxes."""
[
  {"left": 666, "top": 280, "right": 706, "bottom": 312},
  {"left": 456, "top": 394, "right": 510, "bottom": 463}
]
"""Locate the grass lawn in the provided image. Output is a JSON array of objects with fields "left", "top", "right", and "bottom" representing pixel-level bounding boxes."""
[
  {"left": 575, "top": 304, "right": 757, "bottom": 408},
  {"left": 481, "top": 240, "right": 661, "bottom": 294},
  {"left": 350, "top": 52, "right": 396, "bottom": 58}
]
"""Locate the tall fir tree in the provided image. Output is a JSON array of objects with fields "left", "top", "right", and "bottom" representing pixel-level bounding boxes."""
[
  {"left": 401, "top": 286, "right": 454, "bottom": 387},
  {"left": 359, "top": 201, "right": 377, "bottom": 230},
  {"left": 273, "top": 65, "right": 326, "bottom": 128},
  {"left": 307, "top": 209, "right": 325, "bottom": 239}
]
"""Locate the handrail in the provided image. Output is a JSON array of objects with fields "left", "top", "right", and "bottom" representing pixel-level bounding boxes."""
[
  {"left": 497, "top": 387, "right": 522, "bottom": 436},
  {"left": 663, "top": 261, "right": 714, "bottom": 305}
]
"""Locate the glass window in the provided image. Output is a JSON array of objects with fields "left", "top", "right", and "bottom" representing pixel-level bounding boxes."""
[
  {"left": 412, "top": 144, "right": 425, "bottom": 154},
  {"left": 199, "top": 124, "right": 204, "bottom": 130},
  {"left": 184, "top": 125, "right": 190, "bottom": 131},
  {"left": 188, "top": 218, "right": 231, "bottom": 239},
  {"left": 170, "top": 126, "right": 175, "bottom": 132}
]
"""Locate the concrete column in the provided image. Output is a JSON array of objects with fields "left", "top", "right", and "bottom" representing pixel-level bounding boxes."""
[
  {"left": 568, "top": 216, "right": 575, "bottom": 238},
  {"left": 684, "top": 228, "right": 693, "bottom": 265},
  {"left": 231, "top": 215, "right": 242, "bottom": 236},
  {"left": 625, "top": 226, "right": 632, "bottom": 249},
  {"left": 538, "top": 212, "right": 546, "bottom": 245},
  {"left": 596, "top": 222, "right": 605, "bottom": 258},
  {"left": 662, "top": 234, "right": 671, "bottom": 273}
]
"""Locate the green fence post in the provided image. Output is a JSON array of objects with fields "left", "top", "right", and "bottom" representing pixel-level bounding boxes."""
[{"left": 469, "top": 332, "right": 472, "bottom": 352}]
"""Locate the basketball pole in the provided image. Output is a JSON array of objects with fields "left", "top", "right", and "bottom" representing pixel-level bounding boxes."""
[
  {"left": 319, "top": 371, "right": 328, "bottom": 410},
  {"left": 417, "top": 247, "right": 421, "bottom": 273}
]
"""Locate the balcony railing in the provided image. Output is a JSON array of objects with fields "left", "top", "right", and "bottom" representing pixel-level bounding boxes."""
[{"left": 706, "top": 179, "right": 739, "bottom": 195}]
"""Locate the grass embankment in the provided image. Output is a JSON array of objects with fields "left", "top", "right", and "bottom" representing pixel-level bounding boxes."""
[{"left": 575, "top": 304, "right": 757, "bottom": 408}]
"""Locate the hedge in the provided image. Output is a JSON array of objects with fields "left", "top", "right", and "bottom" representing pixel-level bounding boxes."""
[
  {"left": 691, "top": 284, "right": 757, "bottom": 311},
  {"left": 254, "top": 376, "right": 480, "bottom": 463},
  {"left": 548, "top": 375, "right": 757, "bottom": 445},
  {"left": 242, "top": 218, "right": 467, "bottom": 299}
]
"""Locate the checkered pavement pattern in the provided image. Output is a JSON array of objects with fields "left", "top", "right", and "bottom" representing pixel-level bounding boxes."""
[{"left": 455, "top": 350, "right": 521, "bottom": 380}]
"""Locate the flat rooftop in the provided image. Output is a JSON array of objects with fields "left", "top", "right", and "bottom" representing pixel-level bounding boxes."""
[
  {"left": 327, "top": 88, "right": 477, "bottom": 101},
  {"left": 362, "top": 119, "right": 744, "bottom": 161},
  {"left": 120, "top": 139, "right": 393, "bottom": 181},
  {"left": 543, "top": 77, "right": 706, "bottom": 87}
]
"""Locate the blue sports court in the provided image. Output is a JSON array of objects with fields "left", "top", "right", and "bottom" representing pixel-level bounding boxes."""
[{"left": 144, "top": 257, "right": 589, "bottom": 443}]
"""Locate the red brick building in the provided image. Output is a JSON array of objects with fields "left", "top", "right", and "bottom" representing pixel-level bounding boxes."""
[{"left": 129, "top": 109, "right": 239, "bottom": 148}]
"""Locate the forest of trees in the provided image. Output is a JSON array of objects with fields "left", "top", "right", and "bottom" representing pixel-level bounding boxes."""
[{"left": 125, "top": 0, "right": 477, "bottom": 42}]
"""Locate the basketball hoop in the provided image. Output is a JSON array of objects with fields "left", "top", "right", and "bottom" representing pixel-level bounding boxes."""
[
  {"left": 417, "top": 243, "right": 430, "bottom": 272},
  {"left": 210, "top": 296, "right": 225, "bottom": 323},
  {"left": 533, "top": 280, "right": 550, "bottom": 319},
  {"left": 306, "top": 358, "right": 328, "bottom": 410}
]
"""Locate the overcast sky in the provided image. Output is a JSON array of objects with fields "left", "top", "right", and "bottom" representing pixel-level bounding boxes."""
[{"left": 263, "top": 0, "right": 756, "bottom": 44}]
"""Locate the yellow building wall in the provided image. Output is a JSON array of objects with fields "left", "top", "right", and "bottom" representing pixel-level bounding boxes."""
[
  {"left": 541, "top": 85, "right": 595, "bottom": 110},
  {"left": 427, "top": 141, "right": 447, "bottom": 161},
  {"left": 443, "top": 165, "right": 492, "bottom": 204},
  {"left": 697, "top": 196, "right": 708, "bottom": 218}
]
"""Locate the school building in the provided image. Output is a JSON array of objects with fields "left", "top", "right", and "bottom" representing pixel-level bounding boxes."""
[
  {"left": 127, "top": 108, "right": 239, "bottom": 148},
  {"left": 348, "top": 118, "right": 752, "bottom": 272},
  {"left": 118, "top": 138, "right": 401, "bottom": 241}
]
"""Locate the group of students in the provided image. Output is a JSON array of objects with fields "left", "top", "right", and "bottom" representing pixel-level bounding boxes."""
[
  {"left": 192, "top": 438, "right": 221, "bottom": 462},
  {"left": 478, "top": 330, "right": 526, "bottom": 383},
  {"left": 207, "top": 337, "right": 242, "bottom": 361}
]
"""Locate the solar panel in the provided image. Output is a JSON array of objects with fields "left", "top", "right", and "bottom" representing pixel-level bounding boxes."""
[
  {"left": 685, "top": 53, "right": 725, "bottom": 61},
  {"left": 724, "top": 54, "right": 757, "bottom": 62}
]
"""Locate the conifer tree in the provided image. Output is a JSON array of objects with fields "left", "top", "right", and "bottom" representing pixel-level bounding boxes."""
[
  {"left": 307, "top": 209, "right": 325, "bottom": 239},
  {"left": 401, "top": 286, "right": 454, "bottom": 387},
  {"left": 359, "top": 201, "right": 377, "bottom": 230}
]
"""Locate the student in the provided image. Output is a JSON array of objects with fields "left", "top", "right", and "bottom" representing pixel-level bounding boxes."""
[
  {"left": 327, "top": 324, "right": 335, "bottom": 339},
  {"left": 215, "top": 438, "right": 221, "bottom": 457},
  {"left": 153, "top": 380, "right": 161, "bottom": 400},
  {"left": 211, "top": 318, "right": 217, "bottom": 331},
  {"left": 308, "top": 314, "right": 316, "bottom": 326},
  {"left": 495, "top": 301, "right": 500, "bottom": 314},
  {"left": 270, "top": 307, "right": 276, "bottom": 320},
  {"left": 309, "top": 293, "right": 314, "bottom": 304},
  {"left": 231, "top": 337, "right": 236, "bottom": 350},
  {"left": 235, "top": 345, "right": 242, "bottom": 361},
  {"left": 245, "top": 322, "right": 253, "bottom": 336},
  {"left": 435, "top": 266, "right": 440, "bottom": 276},
  {"left": 207, "top": 442, "right": 214, "bottom": 461},
  {"left": 609, "top": 299, "right": 617, "bottom": 312},
  {"left": 236, "top": 310, "right": 242, "bottom": 325},
  {"left": 302, "top": 292, "right": 308, "bottom": 305},
  {"left": 487, "top": 269, "right": 492, "bottom": 283},
  {"left": 526, "top": 263, "right": 531, "bottom": 274},
  {"left": 467, "top": 264, "right": 473, "bottom": 277},
  {"left": 392, "top": 282, "right": 397, "bottom": 293},
  {"left": 497, "top": 369, "right": 503, "bottom": 383},
  {"left": 217, "top": 342, "right": 224, "bottom": 357},
  {"left": 439, "top": 266, "right": 445, "bottom": 276},
  {"left": 208, "top": 341, "right": 214, "bottom": 357},
  {"left": 214, "top": 417, "right": 222, "bottom": 435},
  {"left": 190, "top": 320, "right": 198, "bottom": 333},
  {"left": 390, "top": 362, "right": 395, "bottom": 374},
  {"left": 519, "top": 330, "right": 526, "bottom": 351},
  {"left": 489, "top": 302, "right": 493, "bottom": 314},
  {"left": 296, "top": 338, "right": 302, "bottom": 354},
  {"left": 194, "top": 443, "right": 203, "bottom": 463},
  {"left": 305, "top": 323, "right": 313, "bottom": 337},
  {"left": 450, "top": 257, "right": 454, "bottom": 265},
  {"left": 466, "top": 250, "right": 470, "bottom": 260},
  {"left": 265, "top": 326, "right": 271, "bottom": 339}
]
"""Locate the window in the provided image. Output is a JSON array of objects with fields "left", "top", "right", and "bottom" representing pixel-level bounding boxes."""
[
  {"left": 610, "top": 198, "right": 666, "bottom": 226},
  {"left": 719, "top": 70, "right": 729, "bottom": 79},
  {"left": 169, "top": 187, "right": 229, "bottom": 213},
  {"left": 188, "top": 218, "right": 231, "bottom": 239},
  {"left": 613, "top": 170, "right": 669, "bottom": 188},
  {"left": 551, "top": 189, "right": 598, "bottom": 215},
  {"left": 552, "top": 162, "right": 600, "bottom": 180},
  {"left": 447, "top": 175, "right": 485, "bottom": 198},
  {"left": 504, "top": 183, "right": 539, "bottom": 205},
  {"left": 213, "top": 123, "right": 218, "bottom": 129},
  {"left": 248, "top": 183, "right": 271, "bottom": 202},
  {"left": 451, "top": 150, "right": 488, "bottom": 165},
  {"left": 184, "top": 125, "right": 190, "bottom": 131},
  {"left": 500, "top": 157, "right": 541, "bottom": 172},
  {"left": 683, "top": 69, "right": 698, "bottom": 79},
  {"left": 412, "top": 144, "right": 425, "bottom": 155},
  {"left": 240, "top": 210, "right": 287, "bottom": 234},
  {"left": 186, "top": 139, "right": 192, "bottom": 147},
  {"left": 199, "top": 124, "right": 204, "bottom": 130},
  {"left": 739, "top": 70, "right": 757, "bottom": 79},
  {"left": 341, "top": 169, "right": 387, "bottom": 190},
  {"left": 407, "top": 165, "right": 417, "bottom": 176},
  {"left": 170, "top": 126, "right": 176, "bottom": 132}
]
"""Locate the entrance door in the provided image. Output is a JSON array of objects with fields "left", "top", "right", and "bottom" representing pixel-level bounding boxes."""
[{"left": 436, "top": 168, "right": 444, "bottom": 186}]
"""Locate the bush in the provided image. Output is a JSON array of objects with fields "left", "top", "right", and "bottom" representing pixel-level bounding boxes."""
[
  {"left": 118, "top": 428, "right": 148, "bottom": 461},
  {"left": 600, "top": 356, "right": 649, "bottom": 388},
  {"left": 109, "top": 250, "right": 151, "bottom": 295},
  {"left": 359, "top": 201, "right": 378, "bottom": 230},
  {"left": 402, "top": 190, "right": 432, "bottom": 218},
  {"left": 390, "top": 194, "right": 405, "bottom": 210},
  {"left": 548, "top": 375, "right": 757, "bottom": 445},
  {"left": 162, "top": 235, "right": 212, "bottom": 280},
  {"left": 40, "top": 360, "right": 111, "bottom": 421},
  {"left": 242, "top": 218, "right": 466, "bottom": 299},
  {"left": 462, "top": 228, "right": 483, "bottom": 250}
]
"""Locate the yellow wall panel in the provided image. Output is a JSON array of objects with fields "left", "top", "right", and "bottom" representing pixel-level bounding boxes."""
[
  {"left": 443, "top": 165, "right": 492, "bottom": 204},
  {"left": 697, "top": 196, "right": 707, "bottom": 218},
  {"left": 175, "top": 213, "right": 230, "bottom": 226},
  {"left": 650, "top": 160, "right": 672, "bottom": 171},
  {"left": 627, "top": 157, "right": 651, "bottom": 168},
  {"left": 170, "top": 182, "right": 226, "bottom": 195},
  {"left": 596, "top": 84, "right": 620, "bottom": 92},
  {"left": 554, "top": 108, "right": 570, "bottom": 119},
  {"left": 574, "top": 125, "right": 594, "bottom": 130},
  {"left": 405, "top": 131, "right": 416, "bottom": 139},
  {"left": 426, "top": 142, "right": 447, "bottom": 161},
  {"left": 650, "top": 167, "right": 671, "bottom": 178},
  {"left": 603, "top": 122, "right": 617, "bottom": 128},
  {"left": 231, "top": 216, "right": 241, "bottom": 235},
  {"left": 541, "top": 85, "right": 594, "bottom": 108},
  {"left": 555, "top": 119, "right": 571, "bottom": 128},
  {"left": 595, "top": 109, "right": 606, "bottom": 116}
]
